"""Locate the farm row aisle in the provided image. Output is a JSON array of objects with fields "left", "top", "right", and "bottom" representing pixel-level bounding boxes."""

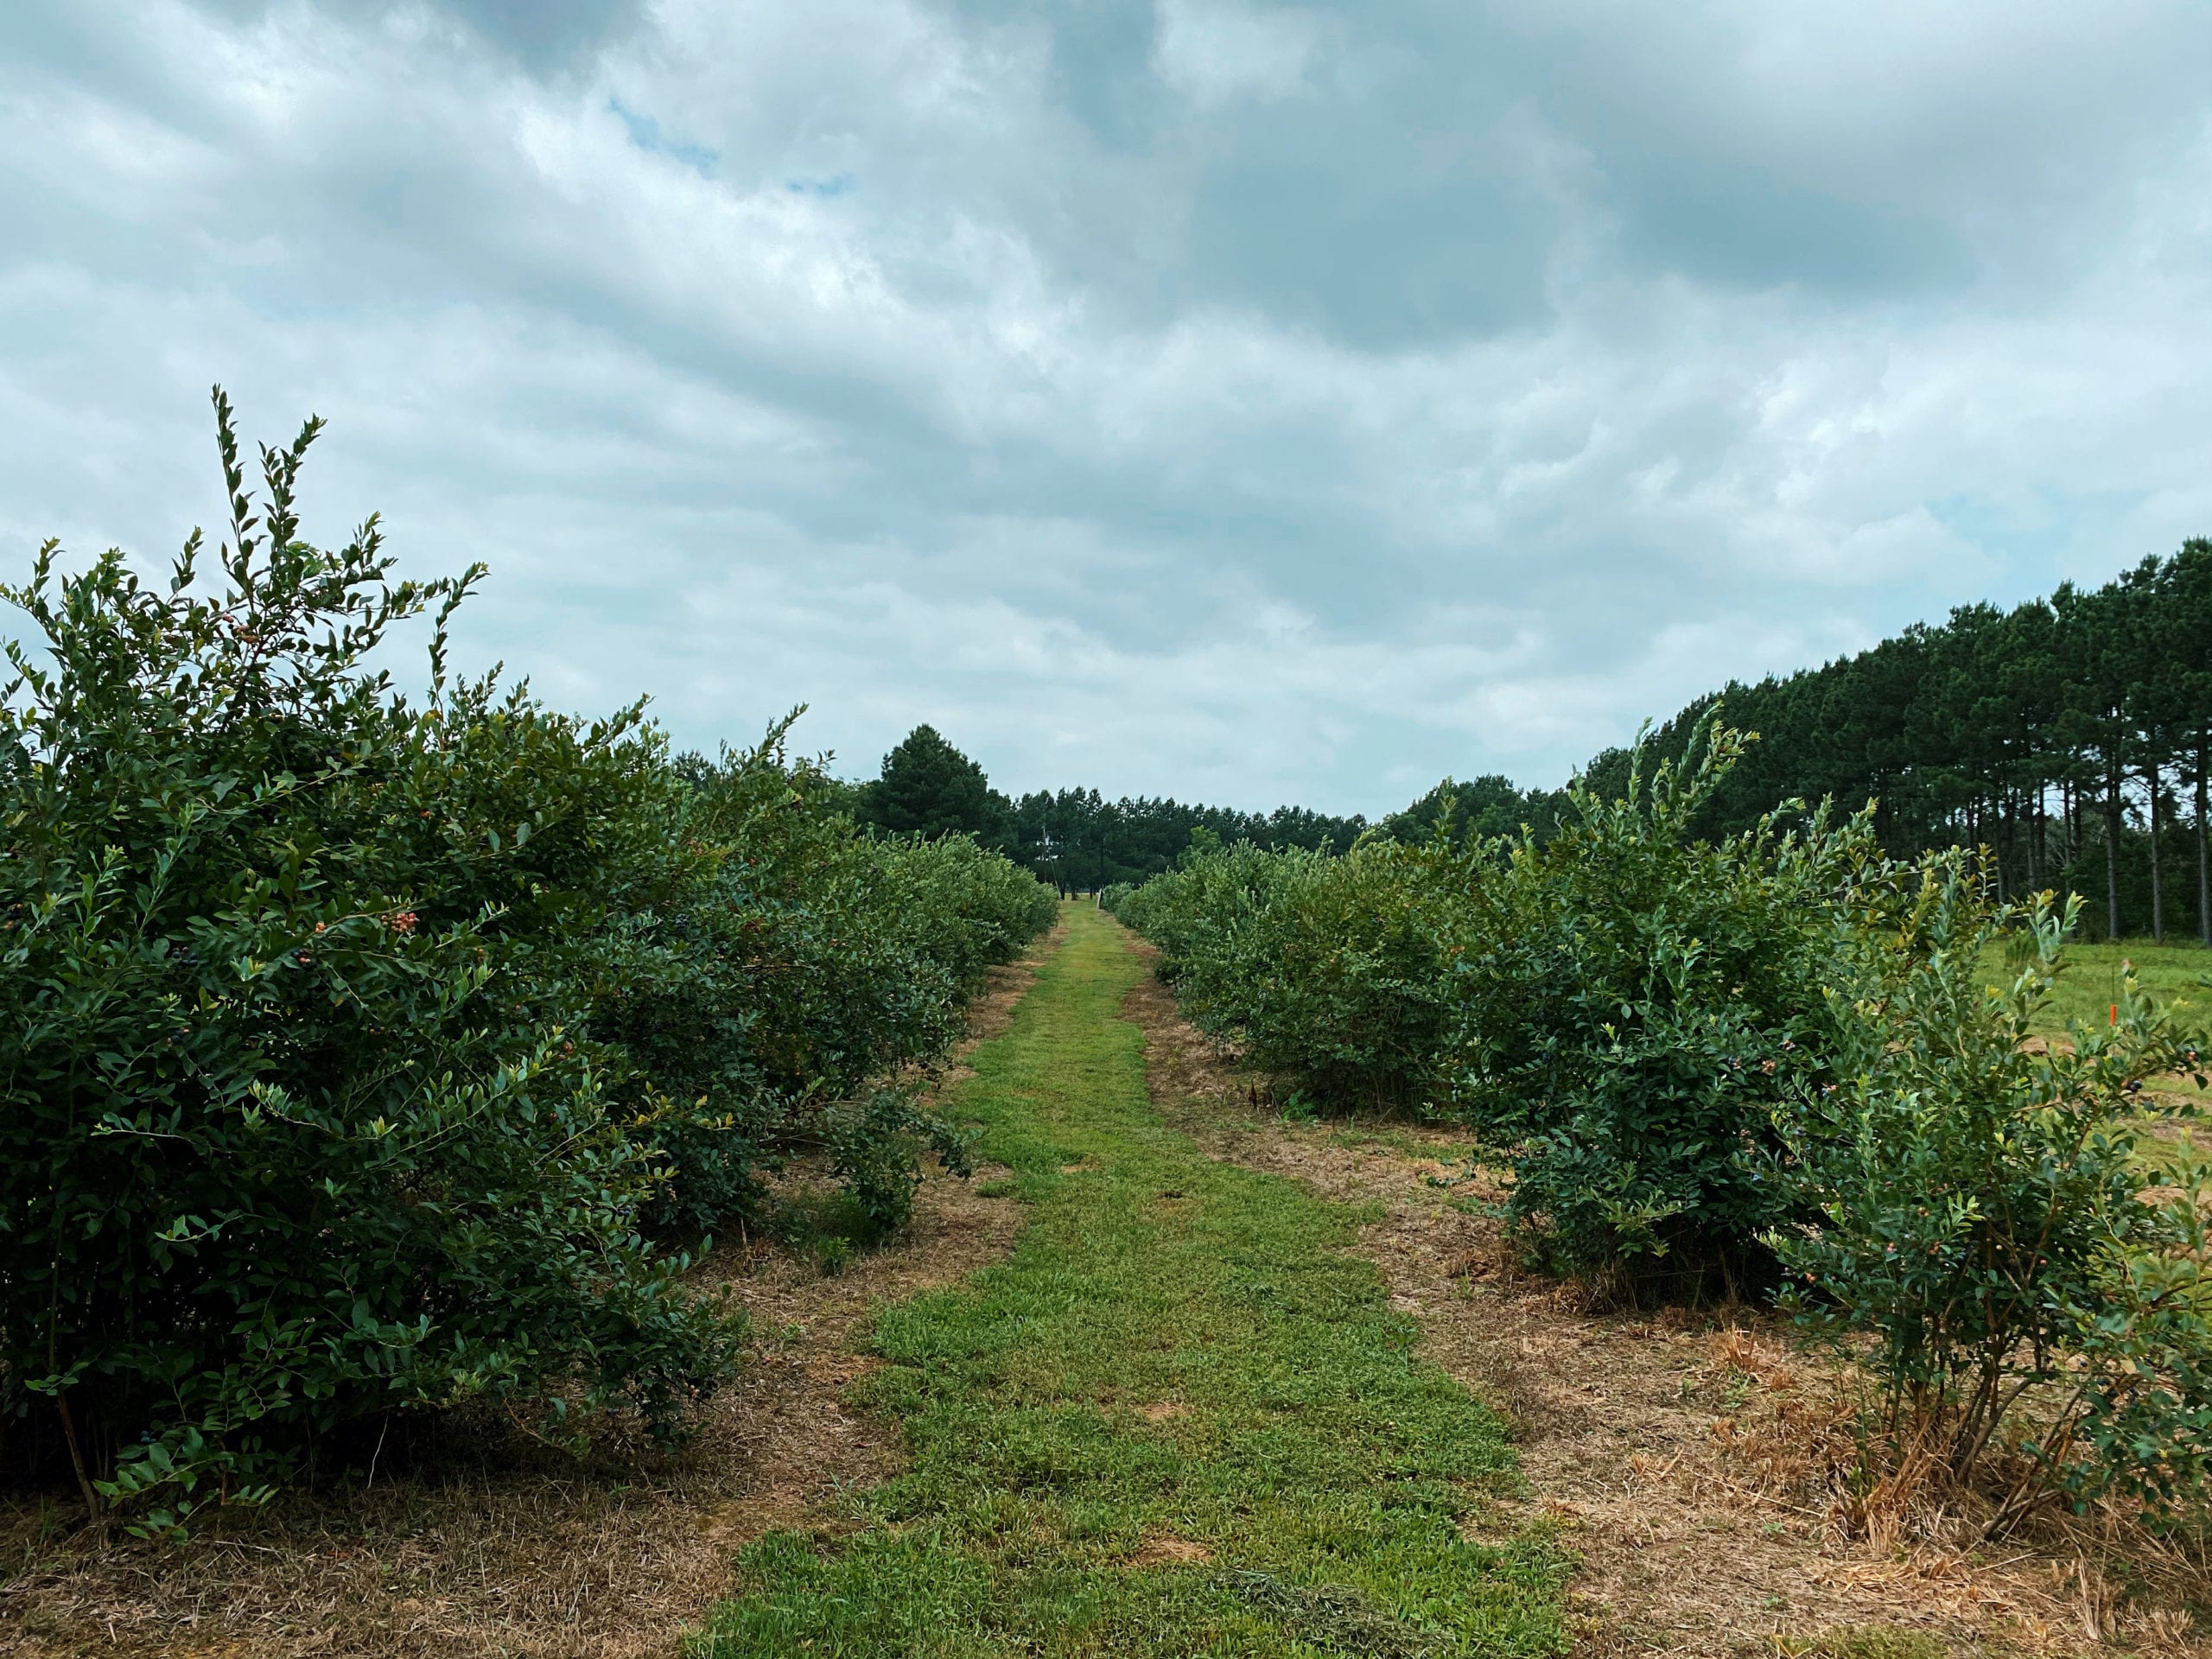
[{"left": 693, "top": 903, "right": 1569, "bottom": 1657}]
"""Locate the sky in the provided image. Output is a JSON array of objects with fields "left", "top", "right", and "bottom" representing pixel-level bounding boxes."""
[{"left": 4, "top": 2, "right": 2210, "bottom": 817}]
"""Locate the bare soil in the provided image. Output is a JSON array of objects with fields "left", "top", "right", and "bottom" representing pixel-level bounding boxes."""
[
  {"left": 1118, "top": 948, "right": 2212, "bottom": 1658},
  {"left": 0, "top": 925, "right": 1064, "bottom": 1659}
]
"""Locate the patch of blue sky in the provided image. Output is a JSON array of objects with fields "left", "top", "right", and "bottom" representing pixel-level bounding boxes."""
[
  {"left": 1927, "top": 488, "right": 2152, "bottom": 594},
  {"left": 785, "top": 175, "right": 855, "bottom": 198},
  {"left": 608, "top": 98, "right": 718, "bottom": 176}
]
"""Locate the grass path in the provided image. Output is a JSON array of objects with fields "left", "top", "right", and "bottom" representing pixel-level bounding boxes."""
[{"left": 693, "top": 906, "right": 1568, "bottom": 1657}]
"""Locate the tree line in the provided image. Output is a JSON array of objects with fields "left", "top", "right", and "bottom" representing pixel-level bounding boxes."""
[
  {"left": 844, "top": 723, "right": 1368, "bottom": 892},
  {"left": 850, "top": 536, "right": 2212, "bottom": 944},
  {"left": 1573, "top": 539, "right": 2212, "bottom": 943}
]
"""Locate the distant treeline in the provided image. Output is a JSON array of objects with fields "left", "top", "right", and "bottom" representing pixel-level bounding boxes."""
[
  {"left": 842, "top": 725, "right": 1367, "bottom": 891},
  {"left": 1005, "top": 789, "right": 1368, "bottom": 891},
  {"left": 852, "top": 534, "right": 2212, "bottom": 943},
  {"left": 1580, "top": 538, "right": 2212, "bottom": 943},
  {"left": 843, "top": 726, "right": 1578, "bottom": 893},
  {"left": 844, "top": 723, "right": 1613, "bottom": 890}
]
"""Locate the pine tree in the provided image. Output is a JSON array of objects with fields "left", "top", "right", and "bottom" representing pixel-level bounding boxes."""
[{"left": 861, "top": 725, "right": 1007, "bottom": 842}]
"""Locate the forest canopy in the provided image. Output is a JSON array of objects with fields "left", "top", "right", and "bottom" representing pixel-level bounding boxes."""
[
  {"left": 883, "top": 537, "right": 2212, "bottom": 943},
  {"left": 850, "top": 725, "right": 1370, "bottom": 893},
  {"left": 1580, "top": 539, "right": 2212, "bottom": 941}
]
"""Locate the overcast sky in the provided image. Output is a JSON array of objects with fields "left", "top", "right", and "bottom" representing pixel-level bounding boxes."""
[{"left": 5, "top": 2, "right": 2210, "bottom": 816}]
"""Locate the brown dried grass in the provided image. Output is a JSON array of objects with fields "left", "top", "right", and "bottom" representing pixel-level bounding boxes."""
[
  {"left": 1117, "top": 937, "right": 2212, "bottom": 1657},
  {"left": 0, "top": 923, "right": 1065, "bottom": 1659},
  {"left": 1128, "top": 1535, "right": 1213, "bottom": 1567}
]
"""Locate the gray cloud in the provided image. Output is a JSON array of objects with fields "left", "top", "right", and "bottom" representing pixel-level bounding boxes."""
[
  {"left": 3, "top": 0, "right": 2210, "bottom": 816},
  {"left": 178, "top": 0, "right": 653, "bottom": 71}
]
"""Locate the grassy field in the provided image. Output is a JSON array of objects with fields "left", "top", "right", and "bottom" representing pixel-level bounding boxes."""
[
  {"left": 692, "top": 905, "right": 1568, "bottom": 1658},
  {"left": 1997, "top": 936, "right": 2212, "bottom": 1038},
  {"left": 1977, "top": 933, "right": 2212, "bottom": 1122}
]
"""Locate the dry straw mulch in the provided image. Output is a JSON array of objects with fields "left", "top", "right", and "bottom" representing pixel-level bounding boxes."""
[
  {"left": 1118, "top": 944, "right": 2212, "bottom": 1659},
  {"left": 0, "top": 925, "right": 1067, "bottom": 1659}
]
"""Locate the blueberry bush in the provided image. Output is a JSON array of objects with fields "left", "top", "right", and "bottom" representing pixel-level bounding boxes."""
[
  {"left": 0, "top": 394, "right": 1056, "bottom": 1529},
  {"left": 1773, "top": 880, "right": 2212, "bottom": 1518},
  {"left": 1113, "top": 714, "right": 2212, "bottom": 1509}
]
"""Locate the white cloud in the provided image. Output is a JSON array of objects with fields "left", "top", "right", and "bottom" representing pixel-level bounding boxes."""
[
  {"left": 3, "top": 1, "right": 2210, "bottom": 817},
  {"left": 1152, "top": 0, "right": 1319, "bottom": 108}
]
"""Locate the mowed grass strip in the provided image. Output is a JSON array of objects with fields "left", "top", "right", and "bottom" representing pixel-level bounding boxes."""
[{"left": 693, "top": 906, "right": 1568, "bottom": 1658}]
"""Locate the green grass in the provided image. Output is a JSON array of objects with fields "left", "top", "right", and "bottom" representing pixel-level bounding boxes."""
[
  {"left": 691, "top": 905, "right": 1568, "bottom": 1658},
  {"left": 1980, "top": 936, "right": 2212, "bottom": 1114},
  {"left": 1988, "top": 937, "right": 2212, "bottom": 1039}
]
